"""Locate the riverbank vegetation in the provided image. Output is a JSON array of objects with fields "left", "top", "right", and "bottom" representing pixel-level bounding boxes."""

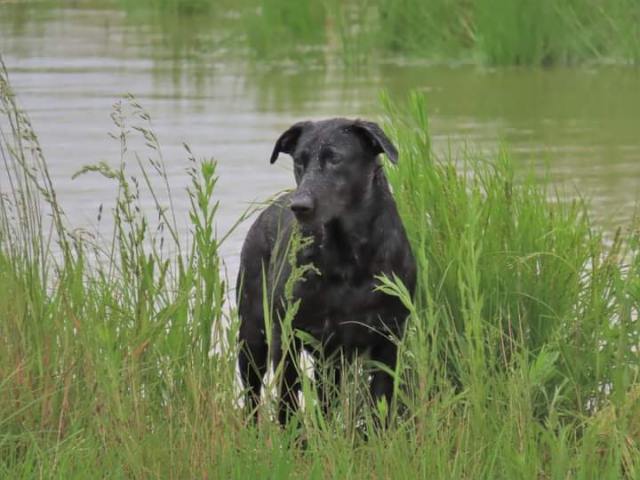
[
  {"left": 3, "top": 0, "right": 639, "bottom": 67},
  {"left": 124, "top": 0, "right": 640, "bottom": 65}
]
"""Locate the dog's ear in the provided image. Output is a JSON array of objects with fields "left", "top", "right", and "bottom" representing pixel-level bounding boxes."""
[
  {"left": 270, "top": 121, "right": 313, "bottom": 164},
  {"left": 352, "top": 120, "right": 398, "bottom": 164}
]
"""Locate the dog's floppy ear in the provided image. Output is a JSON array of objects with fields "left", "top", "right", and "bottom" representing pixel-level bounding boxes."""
[
  {"left": 352, "top": 120, "right": 398, "bottom": 164},
  {"left": 270, "top": 121, "right": 313, "bottom": 164}
]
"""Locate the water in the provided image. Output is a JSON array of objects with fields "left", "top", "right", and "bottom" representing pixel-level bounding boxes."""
[{"left": 2, "top": 3, "right": 639, "bottom": 278}]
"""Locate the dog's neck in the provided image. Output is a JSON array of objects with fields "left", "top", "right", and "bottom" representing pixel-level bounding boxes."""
[{"left": 321, "top": 172, "right": 390, "bottom": 260}]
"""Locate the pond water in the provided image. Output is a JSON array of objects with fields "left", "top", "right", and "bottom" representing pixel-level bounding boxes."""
[{"left": 1, "top": 3, "right": 639, "bottom": 278}]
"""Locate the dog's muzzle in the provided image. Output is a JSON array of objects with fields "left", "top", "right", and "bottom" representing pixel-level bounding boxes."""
[{"left": 290, "top": 193, "right": 315, "bottom": 222}]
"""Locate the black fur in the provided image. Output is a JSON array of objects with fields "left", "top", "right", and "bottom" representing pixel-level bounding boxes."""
[{"left": 237, "top": 118, "right": 416, "bottom": 425}]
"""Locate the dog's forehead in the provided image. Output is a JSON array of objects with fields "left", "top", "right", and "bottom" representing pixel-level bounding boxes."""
[{"left": 297, "top": 118, "right": 362, "bottom": 153}]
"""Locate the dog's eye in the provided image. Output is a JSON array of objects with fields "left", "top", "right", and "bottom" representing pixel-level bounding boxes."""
[{"left": 322, "top": 149, "right": 341, "bottom": 165}]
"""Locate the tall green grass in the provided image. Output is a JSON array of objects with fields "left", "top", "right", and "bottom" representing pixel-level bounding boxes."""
[
  {"left": 0, "top": 62, "right": 240, "bottom": 477},
  {"left": 382, "top": 90, "right": 640, "bottom": 411},
  {"left": 10, "top": 0, "right": 639, "bottom": 66},
  {"left": 373, "top": 0, "right": 473, "bottom": 59},
  {"left": 474, "top": 0, "right": 640, "bottom": 65},
  {"left": 1, "top": 62, "right": 640, "bottom": 477},
  {"left": 243, "top": 0, "right": 327, "bottom": 61},
  {"left": 110, "top": 0, "right": 640, "bottom": 66},
  {"left": 373, "top": 0, "right": 640, "bottom": 65}
]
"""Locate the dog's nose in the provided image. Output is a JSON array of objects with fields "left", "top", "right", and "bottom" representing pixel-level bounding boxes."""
[{"left": 290, "top": 195, "right": 314, "bottom": 218}]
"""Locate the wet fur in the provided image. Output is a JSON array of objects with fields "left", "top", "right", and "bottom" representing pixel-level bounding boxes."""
[{"left": 237, "top": 118, "right": 416, "bottom": 425}]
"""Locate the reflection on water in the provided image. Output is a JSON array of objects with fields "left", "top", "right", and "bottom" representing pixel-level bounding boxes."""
[{"left": 1, "top": 3, "right": 639, "bottom": 276}]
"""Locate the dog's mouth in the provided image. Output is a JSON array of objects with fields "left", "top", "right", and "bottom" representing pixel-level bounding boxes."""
[
  {"left": 290, "top": 197, "right": 341, "bottom": 228},
  {"left": 293, "top": 205, "right": 344, "bottom": 229},
  {"left": 293, "top": 210, "right": 316, "bottom": 225}
]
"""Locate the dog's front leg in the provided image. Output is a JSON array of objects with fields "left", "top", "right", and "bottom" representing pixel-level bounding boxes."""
[
  {"left": 313, "top": 347, "right": 343, "bottom": 417},
  {"left": 272, "top": 333, "right": 302, "bottom": 426},
  {"left": 369, "top": 337, "right": 398, "bottom": 426}
]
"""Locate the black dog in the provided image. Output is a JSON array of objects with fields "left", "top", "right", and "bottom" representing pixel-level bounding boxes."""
[{"left": 237, "top": 118, "right": 416, "bottom": 425}]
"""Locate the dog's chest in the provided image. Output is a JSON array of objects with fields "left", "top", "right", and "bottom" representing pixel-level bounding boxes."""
[
  {"left": 293, "top": 242, "right": 378, "bottom": 340},
  {"left": 294, "top": 258, "right": 365, "bottom": 308},
  {"left": 301, "top": 237, "right": 371, "bottom": 296}
]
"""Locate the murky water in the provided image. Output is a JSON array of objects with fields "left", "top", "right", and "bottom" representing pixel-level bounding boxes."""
[{"left": 1, "top": 4, "right": 639, "bottom": 277}]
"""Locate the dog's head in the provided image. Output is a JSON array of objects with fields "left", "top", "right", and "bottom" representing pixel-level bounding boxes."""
[{"left": 269, "top": 118, "right": 398, "bottom": 225}]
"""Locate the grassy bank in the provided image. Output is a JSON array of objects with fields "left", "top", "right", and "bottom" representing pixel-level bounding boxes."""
[
  {"left": 1, "top": 62, "right": 640, "bottom": 478},
  {"left": 117, "top": 0, "right": 640, "bottom": 66},
  {"left": 5, "top": 1, "right": 637, "bottom": 67}
]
